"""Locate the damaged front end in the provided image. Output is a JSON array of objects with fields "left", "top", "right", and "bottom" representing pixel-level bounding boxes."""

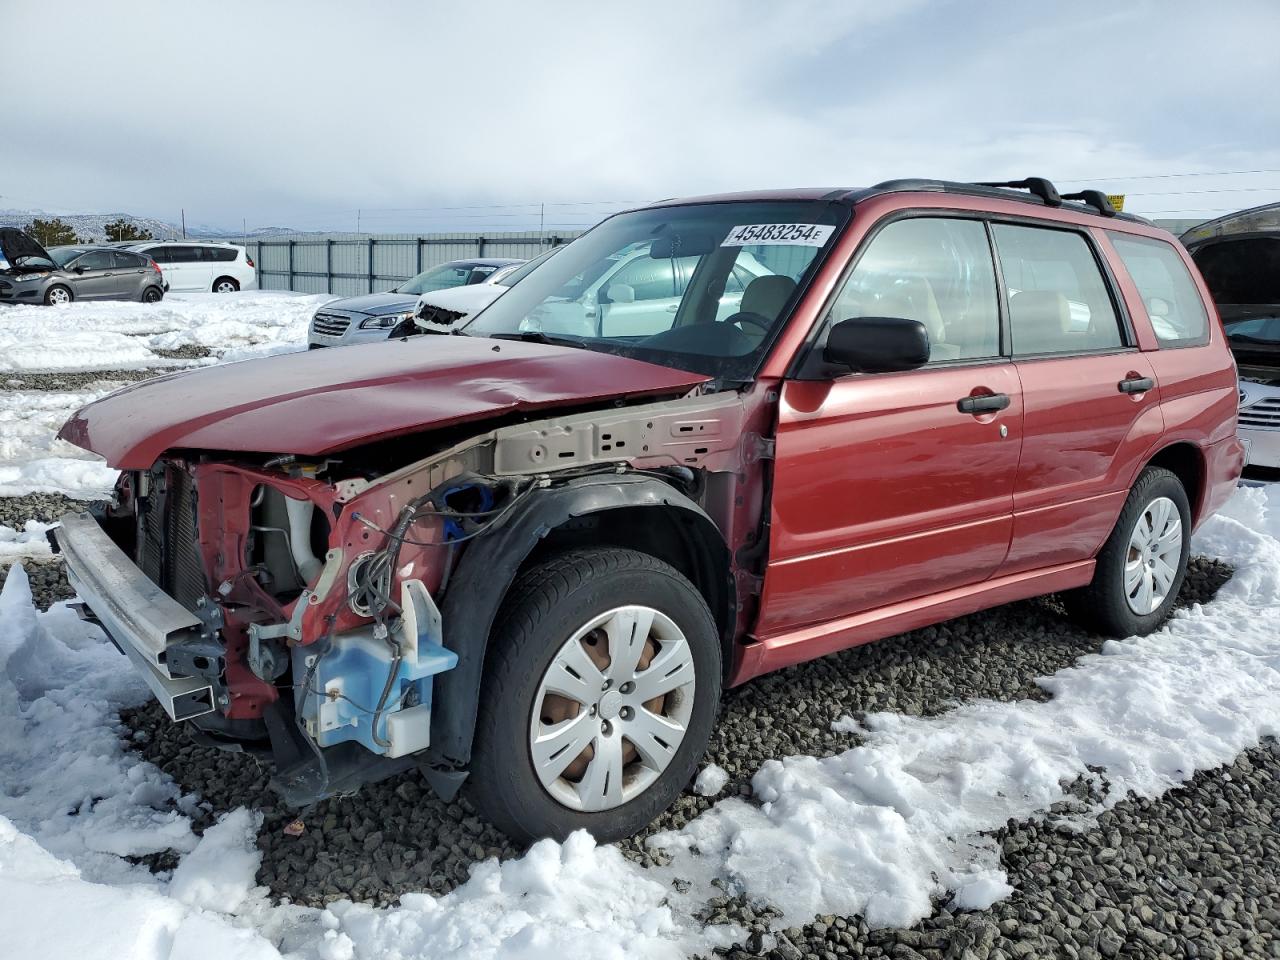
[{"left": 53, "top": 386, "right": 767, "bottom": 807}]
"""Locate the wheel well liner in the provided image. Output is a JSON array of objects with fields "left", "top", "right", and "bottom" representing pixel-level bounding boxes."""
[
  {"left": 429, "top": 474, "right": 734, "bottom": 775},
  {"left": 1145, "top": 441, "right": 1205, "bottom": 524}
]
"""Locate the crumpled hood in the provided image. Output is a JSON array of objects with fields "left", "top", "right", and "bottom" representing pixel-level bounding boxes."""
[{"left": 58, "top": 336, "right": 711, "bottom": 469}]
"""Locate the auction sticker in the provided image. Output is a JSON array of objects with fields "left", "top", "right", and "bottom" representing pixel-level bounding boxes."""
[{"left": 722, "top": 223, "right": 834, "bottom": 247}]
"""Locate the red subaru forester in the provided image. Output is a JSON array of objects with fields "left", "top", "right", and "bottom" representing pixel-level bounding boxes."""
[{"left": 54, "top": 177, "right": 1244, "bottom": 843}]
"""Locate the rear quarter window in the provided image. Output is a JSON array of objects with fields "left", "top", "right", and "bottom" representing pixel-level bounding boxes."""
[
  {"left": 205, "top": 246, "right": 239, "bottom": 262},
  {"left": 1109, "top": 233, "right": 1210, "bottom": 347}
]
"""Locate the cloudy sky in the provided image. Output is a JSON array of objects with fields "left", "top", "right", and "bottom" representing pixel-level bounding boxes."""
[{"left": 4, "top": 0, "right": 1279, "bottom": 233}]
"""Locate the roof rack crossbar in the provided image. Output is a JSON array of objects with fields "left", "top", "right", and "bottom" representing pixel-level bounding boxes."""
[
  {"left": 976, "top": 177, "right": 1062, "bottom": 207},
  {"left": 1060, "top": 189, "right": 1117, "bottom": 217}
]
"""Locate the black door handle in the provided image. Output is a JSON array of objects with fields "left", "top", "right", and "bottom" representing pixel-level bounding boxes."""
[
  {"left": 1118, "top": 376, "right": 1154, "bottom": 394},
  {"left": 957, "top": 393, "right": 1010, "bottom": 414}
]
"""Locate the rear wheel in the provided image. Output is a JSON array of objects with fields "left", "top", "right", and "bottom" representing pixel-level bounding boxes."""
[
  {"left": 45, "top": 285, "right": 72, "bottom": 305},
  {"left": 1063, "top": 466, "right": 1191, "bottom": 637},
  {"left": 142, "top": 286, "right": 163, "bottom": 303},
  {"left": 468, "top": 547, "right": 721, "bottom": 844},
  {"left": 212, "top": 276, "right": 239, "bottom": 293}
]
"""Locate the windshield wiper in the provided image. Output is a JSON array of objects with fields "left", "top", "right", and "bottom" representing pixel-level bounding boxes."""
[{"left": 487, "top": 331, "right": 586, "bottom": 348}]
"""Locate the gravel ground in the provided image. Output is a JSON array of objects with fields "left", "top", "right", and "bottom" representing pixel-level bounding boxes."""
[
  {"left": 2, "top": 366, "right": 193, "bottom": 391},
  {"left": 5, "top": 484, "right": 1273, "bottom": 957},
  {"left": 114, "top": 558, "right": 1232, "bottom": 906}
]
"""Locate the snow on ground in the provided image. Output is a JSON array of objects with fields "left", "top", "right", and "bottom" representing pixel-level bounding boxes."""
[
  {"left": 0, "top": 389, "right": 121, "bottom": 498},
  {"left": 0, "top": 520, "right": 53, "bottom": 560},
  {"left": 0, "top": 293, "right": 334, "bottom": 497},
  {"left": 0, "top": 291, "right": 332, "bottom": 373},
  {"left": 0, "top": 485, "right": 1276, "bottom": 959}
]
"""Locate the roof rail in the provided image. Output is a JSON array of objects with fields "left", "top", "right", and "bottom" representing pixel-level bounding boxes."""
[
  {"left": 976, "top": 177, "right": 1062, "bottom": 207},
  {"left": 1060, "top": 189, "right": 1117, "bottom": 217}
]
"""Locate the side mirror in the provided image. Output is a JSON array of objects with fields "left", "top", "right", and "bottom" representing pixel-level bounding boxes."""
[
  {"left": 824, "top": 316, "right": 930, "bottom": 373},
  {"left": 73, "top": 265, "right": 87, "bottom": 274},
  {"left": 606, "top": 283, "right": 635, "bottom": 304}
]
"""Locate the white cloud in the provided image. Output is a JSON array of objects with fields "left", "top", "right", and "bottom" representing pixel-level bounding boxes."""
[{"left": 4, "top": 0, "right": 1279, "bottom": 229}]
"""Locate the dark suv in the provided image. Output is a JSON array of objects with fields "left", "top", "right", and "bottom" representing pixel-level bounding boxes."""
[{"left": 53, "top": 177, "right": 1243, "bottom": 844}]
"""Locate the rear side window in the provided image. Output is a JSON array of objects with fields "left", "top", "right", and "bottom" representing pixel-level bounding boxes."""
[
  {"left": 829, "top": 217, "right": 1000, "bottom": 362},
  {"left": 205, "top": 246, "right": 238, "bottom": 262},
  {"left": 112, "top": 251, "right": 146, "bottom": 268},
  {"left": 992, "top": 224, "right": 1123, "bottom": 356},
  {"left": 1109, "top": 234, "right": 1210, "bottom": 347}
]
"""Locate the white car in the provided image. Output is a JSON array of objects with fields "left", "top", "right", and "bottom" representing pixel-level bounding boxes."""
[
  {"left": 519, "top": 244, "right": 777, "bottom": 338},
  {"left": 125, "top": 241, "right": 257, "bottom": 294},
  {"left": 413, "top": 250, "right": 556, "bottom": 331}
]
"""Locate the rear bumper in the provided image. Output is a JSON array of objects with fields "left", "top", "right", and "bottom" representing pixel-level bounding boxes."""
[{"left": 52, "top": 512, "right": 215, "bottom": 721}]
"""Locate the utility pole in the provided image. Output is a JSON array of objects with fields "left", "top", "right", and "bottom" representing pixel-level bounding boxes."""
[
  {"left": 181, "top": 208, "right": 187, "bottom": 239},
  {"left": 357, "top": 208, "right": 361, "bottom": 235},
  {"left": 539, "top": 202, "right": 545, "bottom": 240}
]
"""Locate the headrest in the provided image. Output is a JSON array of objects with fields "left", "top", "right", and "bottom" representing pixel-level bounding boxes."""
[
  {"left": 1009, "top": 290, "right": 1070, "bottom": 333},
  {"left": 741, "top": 275, "right": 797, "bottom": 320}
]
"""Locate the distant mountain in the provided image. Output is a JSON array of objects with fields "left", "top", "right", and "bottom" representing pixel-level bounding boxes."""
[{"left": 0, "top": 209, "right": 305, "bottom": 243}]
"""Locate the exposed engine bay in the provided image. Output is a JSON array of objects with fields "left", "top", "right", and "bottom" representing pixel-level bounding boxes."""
[{"left": 64, "top": 385, "right": 772, "bottom": 805}]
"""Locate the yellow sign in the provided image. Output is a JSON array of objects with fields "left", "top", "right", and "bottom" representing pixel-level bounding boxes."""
[{"left": 1107, "top": 194, "right": 1125, "bottom": 212}]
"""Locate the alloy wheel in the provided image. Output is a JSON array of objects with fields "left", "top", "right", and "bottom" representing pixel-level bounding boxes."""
[
  {"left": 529, "top": 605, "right": 695, "bottom": 812},
  {"left": 1124, "top": 495, "right": 1182, "bottom": 615},
  {"left": 48, "top": 288, "right": 70, "bottom": 305}
]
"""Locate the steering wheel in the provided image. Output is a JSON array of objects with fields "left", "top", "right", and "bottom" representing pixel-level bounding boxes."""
[{"left": 725, "top": 311, "right": 772, "bottom": 335}]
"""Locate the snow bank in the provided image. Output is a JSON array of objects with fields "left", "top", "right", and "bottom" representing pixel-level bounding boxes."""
[
  {"left": 0, "top": 520, "right": 53, "bottom": 560},
  {"left": 0, "top": 292, "right": 332, "bottom": 372},
  {"left": 0, "top": 486, "right": 1276, "bottom": 957},
  {"left": 648, "top": 483, "right": 1280, "bottom": 929}
]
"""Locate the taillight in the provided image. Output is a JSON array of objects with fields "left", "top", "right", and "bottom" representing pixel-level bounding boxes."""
[
  {"left": 246, "top": 255, "right": 255, "bottom": 268},
  {"left": 151, "top": 260, "right": 162, "bottom": 273}
]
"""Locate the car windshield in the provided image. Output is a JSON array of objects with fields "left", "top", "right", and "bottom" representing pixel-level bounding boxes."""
[
  {"left": 1225, "top": 315, "right": 1280, "bottom": 344},
  {"left": 463, "top": 201, "right": 848, "bottom": 380},
  {"left": 48, "top": 247, "right": 83, "bottom": 267},
  {"left": 495, "top": 249, "right": 557, "bottom": 287},
  {"left": 398, "top": 262, "right": 499, "bottom": 295}
]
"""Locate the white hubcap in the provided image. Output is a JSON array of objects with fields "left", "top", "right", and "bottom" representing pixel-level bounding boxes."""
[
  {"left": 530, "top": 605, "right": 695, "bottom": 812},
  {"left": 1124, "top": 496, "right": 1182, "bottom": 615},
  {"left": 49, "top": 289, "right": 68, "bottom": 304}
]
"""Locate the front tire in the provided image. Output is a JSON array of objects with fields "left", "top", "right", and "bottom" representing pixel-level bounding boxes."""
[
  {"left": 468, "top": 547, "right": 721, "bottom": 844},
  {"left": 1064, "top": 466, "right": 1191, "bottom": 637},
  {"left": 45, "top": 284, "right": 72, "bottom": 305},
  {"left": 212, "top": 276, "right": 239, "bottom": 293}
]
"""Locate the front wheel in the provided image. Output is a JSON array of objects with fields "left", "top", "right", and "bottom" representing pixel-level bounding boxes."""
[
  {"left": 468, "top": 547, "right": 721, "bottom": 844},
  {"left": 1063, "top": 466, "right": 1191, "bottom": 637},
  {"left": 212, "top": 276, "right": 239, "bottom": 293},
  {"left": 45, "top": 284, "right": 72, "bottom": 305}
]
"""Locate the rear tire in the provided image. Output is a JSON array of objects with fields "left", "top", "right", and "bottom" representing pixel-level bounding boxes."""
[
  {"left": 212, "top": 276, "right": 239, "bottom": 293},
  {"left": 1063, "top": 466, "right": 1191, "bottom": 637},
  {"left": 467, "top": 547, "right": 721, "bottom": 844},
  {"left": 142, "top": 286, "right": 163, "bottom": 303},
  {"left": 45, "top": 285, "right": 72, "bottom": 305}
]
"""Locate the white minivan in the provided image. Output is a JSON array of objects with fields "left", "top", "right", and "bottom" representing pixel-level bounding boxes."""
[{"left": 125, "top": 241, "right": 257, "bottom": 293}]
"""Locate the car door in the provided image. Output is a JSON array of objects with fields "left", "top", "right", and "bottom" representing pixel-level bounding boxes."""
[
  {"left": 66, "top": 250, "right": 119, "bottom": 300},
  {"left": 758, "top": 215, "right": 1023, "bottom": 638},
  {"left": 991, "top": 221, "right": 1163, "bottom": 575},
  {"left": 110, "top": 250, "right": 147, "bottom": 299},
  {"left": 176, "top": 245, "right": 213, "bottom": 291}
]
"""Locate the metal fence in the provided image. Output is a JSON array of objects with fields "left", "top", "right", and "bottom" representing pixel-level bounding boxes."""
[{"left": 243, "top": 231, "right": 584, "bottom": 296}]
